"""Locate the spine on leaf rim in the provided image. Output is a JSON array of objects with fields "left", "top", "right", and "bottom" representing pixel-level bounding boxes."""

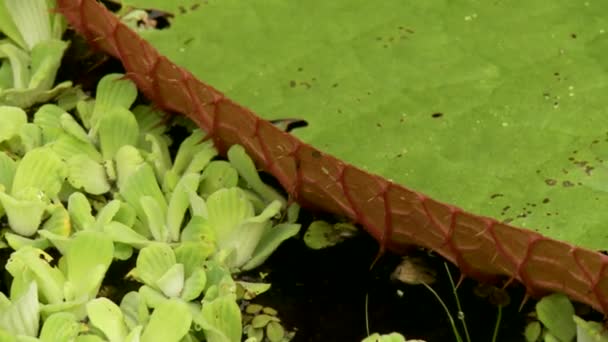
[{"left": 57, "top": 0, "right": 608, "bottom": 315}]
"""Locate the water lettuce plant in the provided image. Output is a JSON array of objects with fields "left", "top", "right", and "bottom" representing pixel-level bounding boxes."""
[
  {"left": 0, "top": 70, "right": 300, "bottom": 340},
  {"left": 0, "top": 0, "right": 72, "bottom": 107}
]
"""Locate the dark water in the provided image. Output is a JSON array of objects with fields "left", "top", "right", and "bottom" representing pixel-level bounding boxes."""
[{"left": 249, "top": 232, "right": 529, "bottom": 342}]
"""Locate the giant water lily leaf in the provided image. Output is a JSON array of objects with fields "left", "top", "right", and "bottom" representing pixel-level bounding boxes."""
[{"left": 117, "top": 0, "right": 608, "bottom": 250}]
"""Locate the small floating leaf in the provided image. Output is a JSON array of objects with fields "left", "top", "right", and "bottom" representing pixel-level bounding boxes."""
[
  {"left": 134, "top": 243, "right": 176, "bottom": 288},
  {"left": 97, "top": 107, "right": 139, "bottom": 160},
  {"left": 140, "top": 299, "right": 192, "bottom": 342},
  {"left": 86, "top": 298, "right": 128, "bottom": 342},
  {"left": 0, "top": 106, "right": 27, "bottom": 143},
  {"left": 0, "top": 282, "right": 39, "bottom": 337},
  {"left": 227, "top": 144, "right": 285, "bottom": 207},
  {"left": 38, "top": 312, "right": 79, "bottom": 342},
  {"left": 536, "top": 293, "right": 576, "bottom": 342},
  {"left": 91, "top": 74, "right": 137, "bottom": 129},
  {"left": 0, "top": 191, "right": 47, "bottom": 237},
  {"left": 66, "top": 154, "right": 110, "bottom": 195},
  {"left": 11, "top": 146, "right": 66, "bottom": 198}
]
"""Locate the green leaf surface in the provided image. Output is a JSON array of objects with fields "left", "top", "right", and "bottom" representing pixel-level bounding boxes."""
[
  {"left": 39, "top": 312, "right": 80, "bottom": 342},
  {"left": 140, "top": 299, "right": 192, "bottom": 342},
  {"left": 128, "top": 0, "right": 608, "bottom": 249},
  {"left": 86, "top": 298, "right": 129, "bottom": 342},
  {"left": 0, "top": 282, "right": 39, "bottom": 337},
  {"left": 536, "top": 293, "right": 576, "bottom": 342}
]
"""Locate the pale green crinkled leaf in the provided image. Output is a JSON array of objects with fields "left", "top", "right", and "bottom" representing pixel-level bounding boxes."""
[
  {"left": 0, "top": 0, "right": 26, "bottom": 49},
  {"left": 120, "top": 163, "right": 167, "bottom": 223},
  {"left": 39, "top": 299, "right": 86, "bottom": 322},
  {"left": 132, "top": 105, "right": 167, "bottom": 143},
  {"left": 124, "top": 325, "right": 143, "bottom": 342},
  {"left": 141, "top": 195, "right": 168, "bottom": 242},
  {"left": 38, "top": 312, "right": 80, "bottom": 342},
  {"left": 115, "top": 144, "right": 145, "bottom": 189},
  {"left": 50, "top": 133, "right": 102, "bottom": 163},
  {"left": 64, "top": 231, "right": 114, "bottom": 301},
  {"left": 206, "top": 188, "right": 255, "bottom": 244},
  {"left": 5, "top": 247, "right": 64, "bottom": 305},
  {"left": 33, "top": 104, "right": 65, "bottom": 144},
  {"left": 113, "top": 201, "right": 137, "bottom": 228},
  {"left": 4, "top": 231, "right": 50, "bottom": 251},
  {"left": 186, "top": 190, "right": 207, "bottom": 217},
  {"left": 18, "top": 123, "right": 42, "bottom": 153},
  {"left": 141, "top": 299, "right": 192, "bottom": 342},
  {"left": 138, "top": 285, "right": 167, "bottom": 310},
  {"left": 184, "top": 146, "right": 217, "bottom": 175},
  {"left": 91, "top": 74, "right": 137, "bottom": 129},
  {"left": 86, "top": 298, "right": 129, "bottom": 342},
  {"left": 573, "top": 316, "right": 608, "bottom": 342},
  {"left": 59, "top": 112, "right": 90, "bottom": 143},
  {"left": 181, "top": 267, "right": 206, "bottom": 302},
  {"left": 75, "top": 99, "right": 94, "bottom": 130},
  {"left": 155, "top": 263, "right": 184, "bottom": 298},
  {"left": 243, "top": 223, "right": 300, "bottom": 271},
  {"left": 180, "top": 215, "right": 207, "bottom": 243},
  {"left": 120, "top": 291, "right": 149, "bottom": 330},
  {"left": 66, "top": 154, "right": 111, "bottom": 195},
  {"left": 135, "top": 243, "right": 177, "bottom": 288},
  {"left": 175, "top": 241, "right": 214, "bottom": 277},
  {"left": 5, "top": 0, "right": 51, "bottom": 50},
  {"left": 11, "top": 147, "right": 66, "bottom": 198},
  {"left": 0, "top": 191, "right": 47, "bottom": 237},
  {"left": 41, "top": 203, "right": 70, "bottom": 237},
  {"left": 0, "top": 80, "right": 72, "bottom": 108},
  {"left": 227, "top": 145, "right": 285, "bottom": 207},
  {"left": 171, "top": 130, "right": 213, "bottom": 176},
  {"left": 144, "top": 133, "right": 172, "bottom": 180},
  {"left": 113, "top": 242, "right": 134, "bottom": 261},
  {"left": 198, "top": 161, "right": 238, "bottom": 198},
  {"left": 0, "top": 106, "right": 26, "bottom": 143},
  {"left": 98, "top": 107, "right": 140, "bottom": 160},
  {"left": 28, "top": 39, "right": 67, "bottom": 91},
  {"left": 167, "top": 173, "right": 200, "bottom": 242},
  {"left": 93, "top": 199, "right": 121, "bottom": 229},
  {"left": 103, "top": 221, "right": 152, "bottom": 249},
  {"left": 199, "top": 294, "right": 241, "bottom": 342},
  {"left": 0, "top": 42, "right": 29, "bottom": 89},
  {"left": 67, "top": 192, "right": 95, "bottom": 231},
  {"left": 208, "top": 188, "right": 282, "bottom": 269},
  {"left": 536, "top": 293, "right": 576, "bottom": 342},
  {"left": 0, "top": 282, "right": 38, "bottom": 337},
  {"left": 0, "top": 151, "right": 17, "bottom": 195},
  {"left": 55, "top": 85, "right": 86, "bottom": 112}
]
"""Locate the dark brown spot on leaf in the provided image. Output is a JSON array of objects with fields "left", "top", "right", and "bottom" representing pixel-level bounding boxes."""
[
  {"left": 562, "top": 180, "right": 574, "bottom": 187},
  {"left": 289, "top": 80, "right": 296, "bottom": 88},
  {"left": 545, "top": 179, "right": 557, "bottom": 186},
  {"left": 431, "top": 112, "right": 443, "bottom": 118},
  {"left": 490, "top": 193, "right": 503, "bottom": 199},
  {"left": 571, "top": 33, "right": 577, "bottom": 39}
]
